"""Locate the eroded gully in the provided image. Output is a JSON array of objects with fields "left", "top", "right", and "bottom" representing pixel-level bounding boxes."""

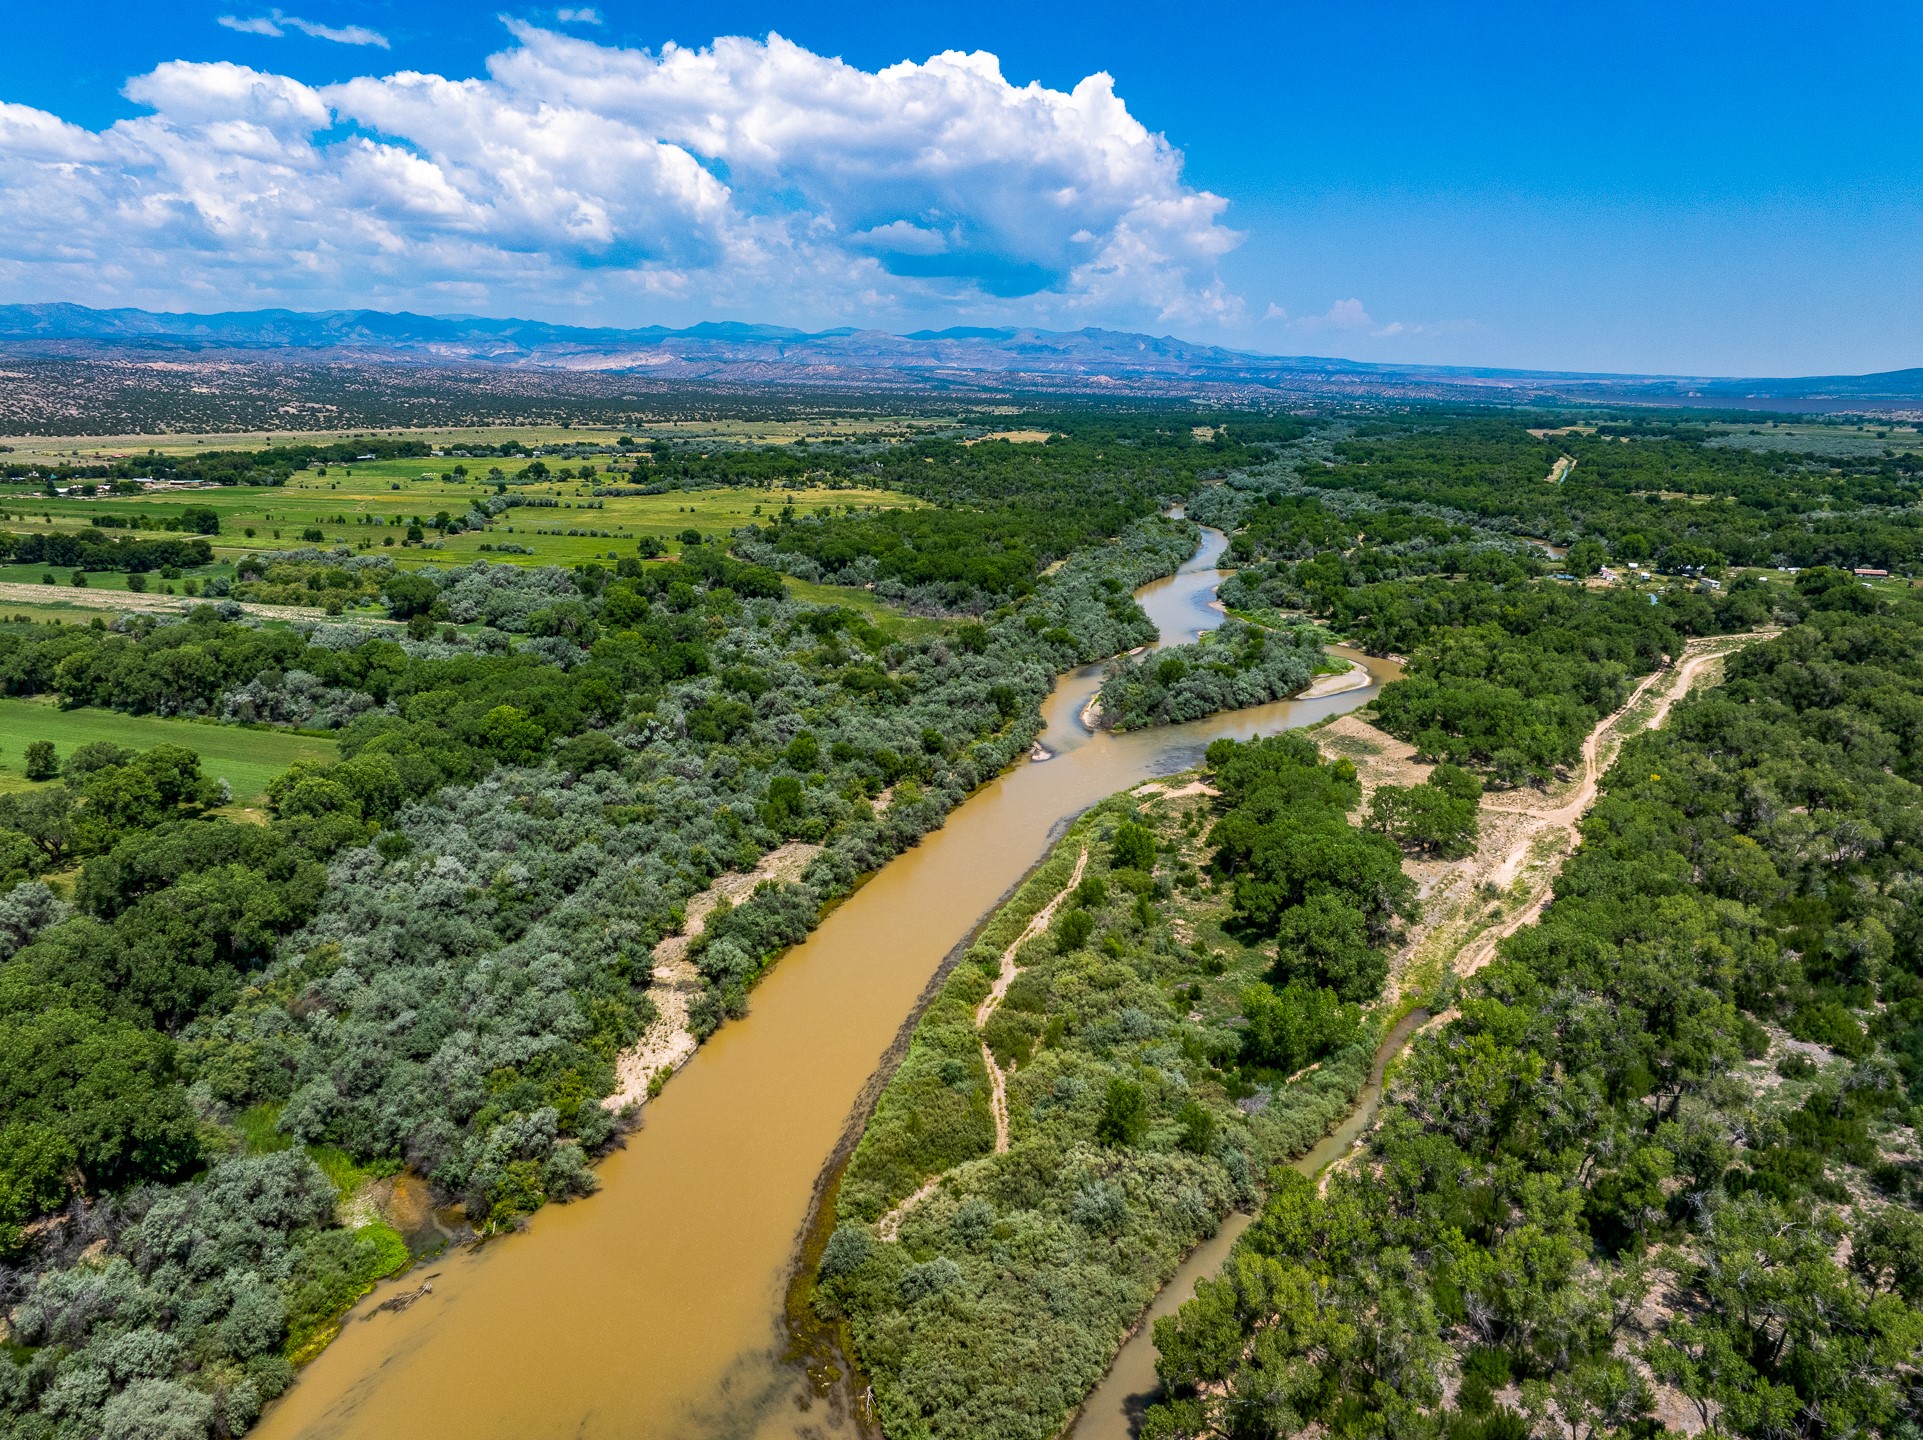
[{"left": 253, "top": 527, "right": 1401, "bottom": 1440}]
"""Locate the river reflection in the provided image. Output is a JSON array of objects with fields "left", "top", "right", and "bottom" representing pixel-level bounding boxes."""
[{"left": 252, "top": 534, "right": 1397, "bottom": 1440}]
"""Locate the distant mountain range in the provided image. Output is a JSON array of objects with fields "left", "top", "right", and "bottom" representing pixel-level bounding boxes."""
[{"left": 2, "top": 302, "right": 1919, "bottom": 414}]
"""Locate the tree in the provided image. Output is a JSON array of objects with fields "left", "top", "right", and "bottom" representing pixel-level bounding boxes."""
[
  {"left": 556, "top": 731, "right": 627, "bottom": 777},
  {"left": 1566, "top": 538, "right": 1607, "bottom": 576},
  {"left": 1272, "top": 892, "right": 1386, "bottom": 1001},
  {"left": 1056, "top": 908, "right": 1095, "bottom": 952},
  {"left": 1240, "top": 981, "right": 1358, "bottom": 1073},
  {"left": 0, "top": 788, "right": 74, "bottom": 863},
  {"left": 1522, "top": 1358, "right": 1651, "bottom": 1440},
  {"left": 179, "top": 505, "right": 220, "bottom": 536},
  {"left": 1226, "top": 813, "right": 1415, "bottom": 939},
  {"left": 1646, "top": 1318, "right": 1753, "bottom": 1436},
  {"left": 1112, "top": 818, "right": 1157, "bottom": 872},
  {"left": 23, "top": 740, "right": 56, "bottom": 781},
  {"left": 760, "top": 774, "right": 808, "bottom": 836},
  {"left": 1852, "top": 1206, "right": 1923, "bottom": 1305},
  {"left": 0, "top": 1122, "right": 77, "bottom": 1254},
  {"left": 1369, "top": 778, "right": 1479, "bottom": 857},
  {"left": 1096, "top": 1077, "right": 1146, "bottom": 1146},
  {"left": 383, "top": 572, "right": 439, "bottom": 618},
  {"left": 0, "top": 1006, "right": 200, "bottom": 1191},
  {"left": 64, "top": 741, "right": 135, "bottom": 781}
]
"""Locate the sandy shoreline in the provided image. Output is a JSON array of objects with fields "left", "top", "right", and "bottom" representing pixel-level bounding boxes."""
[
  {"left": 1295, "top": 660, "right": 1372, "bottom": 699},
  {"left": 603, "top": 840, "right": 822, "bottom": 1113}
]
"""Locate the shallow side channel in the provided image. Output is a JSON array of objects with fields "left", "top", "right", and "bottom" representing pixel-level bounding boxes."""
[
  {"left": 252, "top": 529, "right": 1398, "bottom": 1440},
  {"left": 1068, "top": 1007, "right": 1434, "bottom": 1439}
]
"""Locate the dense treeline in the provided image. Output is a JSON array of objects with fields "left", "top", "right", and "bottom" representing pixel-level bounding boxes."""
[
  {"left": 0, "top": 532, "right": 215, "bottom": 575},
  {"left": 0, "top": 438, "right": 431, "bottom": 488},
  {"left": 1302, "top": 414, "right": 1923, "bottom": 573},
  {"left": 822, "top": 731, "right": 1410, "bottom": 1440},
  {"left": 735, "top": 417, "right": 1305, "bottom": 612},
  {"left": 1096, "top": 619, "right": 1324, "bottom": 730},
  {"left": 1207, "top": 732, "right": 1413, "bottom": 1014},
  {"left": 1363, "top": 579, "right": 1772, "bottom": 784},
  {"left": 1219, "top": 492, "right": 1536, "bottom": 594},
  {"left": 1201, "top": 484, "right": 1787, "bottom": 785},
  {"left": 1144, "top": 574, "right": 1923, "bottom": 1440},
  {"left": 0, "top": 733, "right": 400, "bottom": 1436}
]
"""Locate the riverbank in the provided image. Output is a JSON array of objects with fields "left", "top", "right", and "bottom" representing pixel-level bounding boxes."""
[
  {"left": 1294, "top": 658, "right": 1371, "bottom": 698},
  {"left": 817, "top": 773, "right": 1385, "bottom": 1440}
]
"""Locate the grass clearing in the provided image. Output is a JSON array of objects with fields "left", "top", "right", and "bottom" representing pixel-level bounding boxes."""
[
  {"left": 305, "top": 1144, "right": 395, "bottom": 1198},
  {"left": 780, "top": 576, "right": 952, "bottom": 640},
  {"left": 236, "top": 1104, "right": 295, "bottom": 1155},
  {"left": 0, "top": 471, "right": 922, "bottom": 573},
  {"left": 0, "top": 696, "right": 336, "bottom": 801}
]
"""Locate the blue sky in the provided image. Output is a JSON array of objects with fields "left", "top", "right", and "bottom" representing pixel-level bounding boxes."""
[{"left": 1, "top": 0, "right": 1918, "bottom": 375}]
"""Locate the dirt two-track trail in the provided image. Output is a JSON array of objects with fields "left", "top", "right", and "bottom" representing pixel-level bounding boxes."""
[
  {"left": 1428, "top": 629, "right": 1774, "bottom": 983},
  {"left": 1067, "top": 627, "right": 1774, "bottom": 1439}
]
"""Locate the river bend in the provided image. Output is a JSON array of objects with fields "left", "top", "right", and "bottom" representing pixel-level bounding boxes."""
[{"left": 254, "top": 528, "right": 1398, "bottom": 1440}]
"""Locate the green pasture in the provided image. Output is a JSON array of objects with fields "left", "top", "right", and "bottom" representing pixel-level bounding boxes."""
[
  {"left": 0, "top": 561, "right": 239, "bottom": 594},
  {"left": 0, "top": 415, "right": 955, "bottom": 467},
  {"left": 0, "top": 604, "right": 200, "bottom": 632},
  {"left": 0, "top": 697, "right": 335, "bottom": 802},
  {"left": 779, "top": 576, "right": 951, "bottom": 641},
  {"left": 0, "top": 471, "right": 921, "bottom": 572}
]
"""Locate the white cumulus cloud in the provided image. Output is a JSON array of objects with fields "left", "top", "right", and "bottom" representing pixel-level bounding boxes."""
[
  {"left": 1286, "top": 298, "right": 1427, "bottom": 339},
  {"left": 0, "top": 25, "right": 1243, "bottom": 328},
  {"left": 1296, "top": 298, "right": 1374, "bottom": 332}
]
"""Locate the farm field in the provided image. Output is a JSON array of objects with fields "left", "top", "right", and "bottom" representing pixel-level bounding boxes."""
[
  {"left": 0, "top": 415, "right": 960, "bottom": 465},
  {"left": 0, "top": 695, "right": 336, "bottom": 801},
  {"left": 1703, "top": 417, "right": 1923, "bottom": 456},
  {"left": 0, "top": 468, "right": 922, "bottom": 572}
]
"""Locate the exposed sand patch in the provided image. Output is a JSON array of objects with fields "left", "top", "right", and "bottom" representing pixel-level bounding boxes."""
[
  {"left": 0, "top": 580, "right": 334, "bottom": 622},
  {"left": 603, "top": 840, "right": 821, "bottom": 1113},
  {"left": 1296, "top": 661, "right": 1371, "bottom": 699},
  {"left": 1133, "top": 778, "right": 1220, "bottom": 801}
]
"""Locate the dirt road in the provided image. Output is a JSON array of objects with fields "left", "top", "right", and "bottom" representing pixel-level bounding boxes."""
[
  {"left": 0, "top": 581, "right": 334, "bottom": 624},
  {"left": 1320, "top": 629, "right": 1775, "bottom": 990}
]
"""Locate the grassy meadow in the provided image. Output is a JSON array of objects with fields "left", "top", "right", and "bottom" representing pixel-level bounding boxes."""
[
  {"left": 0, "top": 461, "right": 922, "bottom": 576},
  {"left": 0, "top": 696, "right": 336, "bottom": 802}
]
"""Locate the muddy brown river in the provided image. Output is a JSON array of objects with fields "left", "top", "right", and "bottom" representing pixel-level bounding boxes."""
[{"left": 254, "top": 530, "right": 1400, "bottom": 1440}]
